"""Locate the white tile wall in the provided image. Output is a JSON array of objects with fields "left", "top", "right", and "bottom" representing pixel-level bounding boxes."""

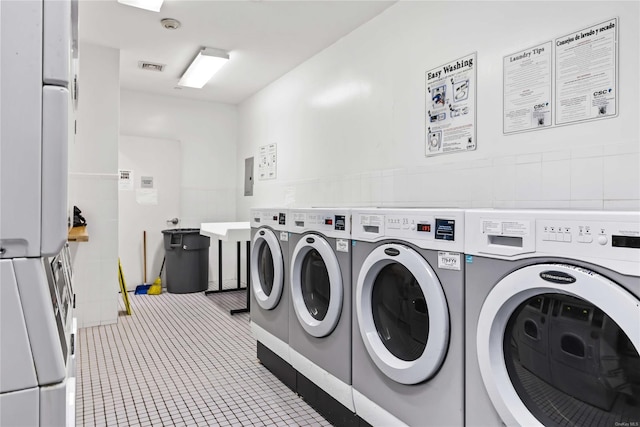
[
  {"left": 69, "top": 174, "right": 119, "bottom": 328},
  {"left": 236, "top": 1, "right": 639, "bottom": 215},
  {"left": 541, "top": 161, "right": 571, "bottom": 201},
  {"left": 492, "top": 162, "right": 516, "bottom": 203},
  {"left": 69, "top": 42, "right": 120, "bottom": 328},
  {"left": 515, "top": 163, "right": 542, "bottom": 201},
  {"left": 604, "top": 200, "right": 640, "bottom": 210},
  {"left": 603, "top": 154, "right": 640, "bottom": 200},
  {"left": 570, "top": 158, "right": 603, "bottom": 201}
]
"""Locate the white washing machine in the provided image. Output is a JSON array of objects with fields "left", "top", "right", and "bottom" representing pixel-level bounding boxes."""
[
  {"left": 351, "top": 208, "right": 465, "bottom": 427},
  {"left": 249, "top": 208, "right": 295, "bottom": 389},
  {"left": 465, "top": 209, "right": 640, "bottom": 427},
  {"left": 288, "top": 208, "right": 355, "bottom": 425}
]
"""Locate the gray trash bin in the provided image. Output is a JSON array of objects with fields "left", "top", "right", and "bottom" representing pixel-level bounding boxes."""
[{"left": 162, "top": 228, "right": 210, "bottom": 294}]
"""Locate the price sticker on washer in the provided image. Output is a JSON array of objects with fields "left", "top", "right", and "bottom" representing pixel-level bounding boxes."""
[
  {"left": 336, "top": 239, "right": 349, "bottom": 253},
  {"left": 438, "top": 251, "right": 461, "bottom": 270}
]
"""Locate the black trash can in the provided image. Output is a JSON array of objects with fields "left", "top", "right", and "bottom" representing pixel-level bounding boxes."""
[{"left": 162, "top": 228, "right": 210, "bottom": 294}]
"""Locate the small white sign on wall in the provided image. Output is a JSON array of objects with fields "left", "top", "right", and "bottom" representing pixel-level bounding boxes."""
[
  {"left": 119, "top": 169, "right": 134, "bottom": 191},
  {"left": 284, "top": 186, "right": 296, "bottom": 206},
  {"left": 141, "top": 176, "right": 154, "bottom": 189},
  {"left": 136, "top": 189, "right": 158, "bottom": 205},
  {"left": 258, "top": 143, "right": 277, "bottom": 180}
]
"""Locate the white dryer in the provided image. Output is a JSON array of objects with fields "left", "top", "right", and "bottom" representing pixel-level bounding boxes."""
[
  {"left": 465, "top": 209, "right": 640, "bottom": 427},
  {"left": 288, "top": 208, "right": 355, "bottom": 425},
  {"left": 351, "top": 208, "right": 465, "bottom": 427},
  {"left": 249, "top": 208, "right": 295, "bottom": 390}
]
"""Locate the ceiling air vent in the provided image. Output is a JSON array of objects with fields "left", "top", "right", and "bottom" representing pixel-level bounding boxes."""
[{"left": 138, "top": 61, "right": 165, "bottom": 72}]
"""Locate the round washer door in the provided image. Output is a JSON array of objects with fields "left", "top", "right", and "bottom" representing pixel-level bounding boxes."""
[
  {"left": 355, "top": 243, "right": 449, "bottom": 385},
  {"left": 290, "top": 233, "right": 343, "bottom": 338},
  {"left": 251, "top": 228, "right": 284, "bottom": 310},
  {"left": 477, "top": 263, "right": 640, "bottom": 427}
]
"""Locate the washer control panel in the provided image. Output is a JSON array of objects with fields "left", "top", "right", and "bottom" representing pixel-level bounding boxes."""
[
  {"left": 250, "top": 209, "right": 288, "bottom": 231},
  {"left": 354, "top": 210, "right": 465, "bottom": 251},
  {"left": 290, "top": 210, "right": 351, "bottom": 237},
  {"left": 537, "top": 219, "right": 639, "bottom": 261},
  {"left": 359, "top": 214, "right": 459, "bottom": 240},
  {"left": 466, "top": 210, "right": 639, "bottom": 273}
]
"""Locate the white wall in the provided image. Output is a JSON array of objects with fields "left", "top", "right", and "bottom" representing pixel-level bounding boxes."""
[
  {"left": 69, "top": 42, "right": 120, "bottom": 328},
  {"left": 119, "top": 91, "right": 242, "bottom": 286},
  {"left": 118, "top": 136, "right": 181, "bottom": 290},
  {"left": 236, "top": 1, "right": 640, "bottom": 217}
]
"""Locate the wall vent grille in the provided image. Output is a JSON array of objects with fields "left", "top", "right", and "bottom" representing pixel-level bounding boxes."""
[{"left": 138, "top": 61, "right": 165, "bottom": 72}]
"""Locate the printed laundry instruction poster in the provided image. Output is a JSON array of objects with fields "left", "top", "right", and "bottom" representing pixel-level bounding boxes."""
[
  {"left": 503, "top": 42, "right": 552, "bottom": 134},
  {"left": 555, "top": 18, "right": 618, "bottom": 125},
  {"left": 425, "top": 52, "right": 477, "bottom": 157},
  {"left": 258, "top": 143, "right": 277, "bottom": 180}
]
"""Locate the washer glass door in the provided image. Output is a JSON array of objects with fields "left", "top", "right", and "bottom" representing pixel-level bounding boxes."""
[
  {"left": 251, "top": 228, "right": 284, "bottom": 310},
  {"left": 356, "top": 243, "right": 449, "bottom": 385},
  {"left": 290, "top": 234, "right": 343, "bottom": 337},
  {"left": 301, "top": 249, "right": 330, "bottom": 320},
  {"left": 477, "top": 263, "right": 640, "bottom": 427}
]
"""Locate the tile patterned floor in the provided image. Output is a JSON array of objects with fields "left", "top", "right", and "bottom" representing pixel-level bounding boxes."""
[{"left": 76, "top": 291, "right": 332, "bottom": 427}]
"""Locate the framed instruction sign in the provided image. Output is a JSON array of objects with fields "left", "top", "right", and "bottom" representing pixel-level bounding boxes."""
[
  {"left": 503, "top": 42, "right": 552, "bottom": 134},
  {"left": 555, "top": 18, "right": 618, "bottom": 125},
  {"left": 425, "top": 52, "right": 477, "bottom": 157},
  {"left": 258, "top": 143, "right": 277, "bottom": 180}
]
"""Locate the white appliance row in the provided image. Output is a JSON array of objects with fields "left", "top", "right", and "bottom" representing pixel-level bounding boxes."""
[
  {"left": 249, "top": 207, "right": 639, "bottom": 427},
  {"left": 1, "top": 1, "right": 79, "bottom": 426},
  {"left": 1, "top": 245, "right": 77, "bottom": 427}
]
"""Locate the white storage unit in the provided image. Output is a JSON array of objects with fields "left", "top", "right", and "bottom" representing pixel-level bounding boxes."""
[
  {"left": 0, "top": 0, "right": 77, "bottom": 258},
  {"left": 0, "top": 1, "right": 78, "bottom": 425},
  {"left": 0, "top": 251, "right": 77, "bottom": 427}
]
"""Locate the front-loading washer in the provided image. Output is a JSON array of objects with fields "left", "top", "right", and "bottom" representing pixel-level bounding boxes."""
[
  {"left": 288, "top": 208, "right": 355, "bottom": 425},
  {"left": 351, "top": 208, "right": 465, "bottom": 427},
  {"left": 249, "top": 208, "right": 295, "bottom": 390},
  {"left": 465, "top": 209, "right": 640, "bottom": 427}
]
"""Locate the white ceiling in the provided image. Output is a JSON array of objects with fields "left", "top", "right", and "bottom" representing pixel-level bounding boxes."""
[{"left": 79, "top": 0, "right": 395, "bottom": 105}]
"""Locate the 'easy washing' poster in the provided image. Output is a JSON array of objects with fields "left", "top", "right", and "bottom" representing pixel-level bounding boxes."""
[{"left": 425, "top": 52, "right": 477, "bottom": 157}]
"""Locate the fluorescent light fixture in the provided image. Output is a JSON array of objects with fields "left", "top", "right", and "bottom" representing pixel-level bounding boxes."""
[
  {"left": 178, "top": 48, "right": 229, "bottom": 89},
  {"left": 117, "top": 0, "right": 164, "bottom": 12}
]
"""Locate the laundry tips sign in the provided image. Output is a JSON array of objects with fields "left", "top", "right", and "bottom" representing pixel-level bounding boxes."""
[
  {"left": 503, "top": 41, "right": 553, "bottom": 134},
  {"left": 258, "top": 143, "right": 277, "bottom": 180},
  {"left": 425, "top": 52, "right": 477, "bottom": 157}
]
